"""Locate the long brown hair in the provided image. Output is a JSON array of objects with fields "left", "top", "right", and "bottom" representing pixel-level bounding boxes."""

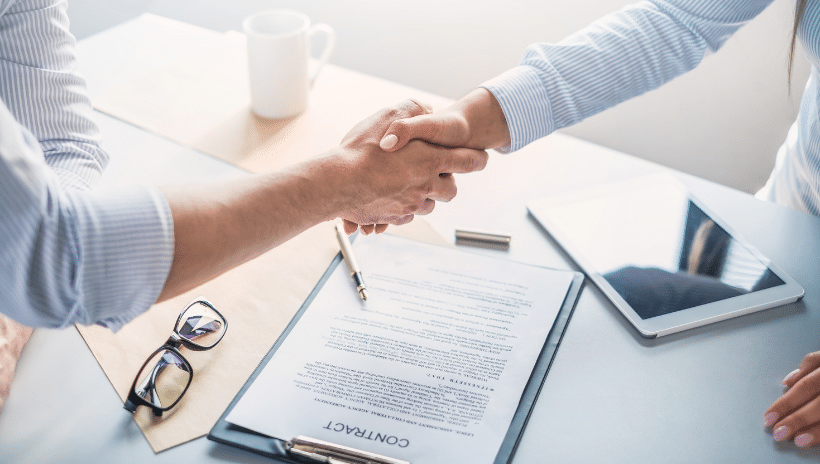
[{"left": 790, "top": 0, "right": 809, "bottom": 87}]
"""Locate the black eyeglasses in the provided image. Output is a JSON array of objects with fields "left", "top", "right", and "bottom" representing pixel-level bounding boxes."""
[{"left": 124, "top": 297, "right": 227, "bottom": 417}]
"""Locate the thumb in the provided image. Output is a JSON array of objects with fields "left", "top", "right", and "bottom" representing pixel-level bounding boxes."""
[{"left": 379, "top": 114, "right": 441, "bottom": 152}]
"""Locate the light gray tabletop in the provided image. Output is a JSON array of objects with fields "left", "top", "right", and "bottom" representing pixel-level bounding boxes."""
[{"left": 2, "top": 15, "right": 820, "bottom": 464}]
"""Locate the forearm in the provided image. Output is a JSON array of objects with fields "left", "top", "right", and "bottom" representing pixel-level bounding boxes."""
[
  {"left": 449, "top": 88, "right": 510, "bottom": 151},
  {"left": 158, "top": 155, "right": 348, "bottom": 300}
]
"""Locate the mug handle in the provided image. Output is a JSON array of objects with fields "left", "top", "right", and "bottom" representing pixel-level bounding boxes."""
[{"left": 307, "top": 24, "right": 336, "bottom": 86}]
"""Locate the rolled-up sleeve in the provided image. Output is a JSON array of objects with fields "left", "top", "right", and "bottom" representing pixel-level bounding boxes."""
[
  {"left": 481, "top": 0, "right": 774, "bottom": 153},
  {"left": 0, "top": 102, "right": 174, "bottom": 330}
]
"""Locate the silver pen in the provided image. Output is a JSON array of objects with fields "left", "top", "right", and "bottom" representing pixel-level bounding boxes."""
[{"left": 334, "top": 224, "right": 368, "bottom": 301}]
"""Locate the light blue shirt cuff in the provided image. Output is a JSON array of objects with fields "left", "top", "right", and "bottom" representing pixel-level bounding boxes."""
[{"left": 480, "top": 66, "right": 555, "bottom": 153}]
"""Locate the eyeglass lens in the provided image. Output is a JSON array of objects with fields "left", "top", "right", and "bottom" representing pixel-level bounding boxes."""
[
  {"left": 176, "top": 301, "right": 226, "bottom": 348},
  {"left": 133, "top": 349, "right": 192, "bottom": 410}
]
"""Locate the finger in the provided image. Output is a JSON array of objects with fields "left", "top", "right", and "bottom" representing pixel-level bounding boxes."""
[
  {"left": 374, "top": 224, "right": 389, "bottom": 234},
  {"left": 792, "top": 423, "right": 820, "bottom": 448},
  {"left": 426, "top": 173, "right": 457, "bottom": 202},
  {"left": 393, "top": 214, "right": 414, "bottom": 226},
  {"left": 391, "top": 99, "right": 431, "bottom": 122},
  {"left": 413, "top": 198, "right": 436, "bottom": 216},
  {"left": 380, "top": 114, "right": 444, "bottom": 152},
  {"left": 360, "top": 224, "right": 376, "bottom": 235},
  {"left": 407, "top": 99, "right": 433, "bottom": 115},
  {"left": 343, "top": 219, "right": 359, "bottom": 235},
  {"left": 771, "top": 394, "right": 820, "bottom": 443},
  {"left": 785, "top": 352, "right": 820, "bottom": 388},
  {"left": 766, "top": 367, "right": 820, "bottom": 427},
  {"left": 435, "top": 147, "right": 489, "bottom": 174},
  {"left": 370, "top": 215, "right": 415, "bottom": 227}
]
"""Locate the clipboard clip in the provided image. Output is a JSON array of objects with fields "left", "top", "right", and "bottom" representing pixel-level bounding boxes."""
[{"left": 285, "top": 436, "right": 410, "bottom": 464}]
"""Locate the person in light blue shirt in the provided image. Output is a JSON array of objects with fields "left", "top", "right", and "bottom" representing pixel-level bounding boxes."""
[
  {"left": 374, "top": 0, "right": 820, "bottom": 450},
  {"left": 0, "top": 0, "right": 488, "bottom": 411}
]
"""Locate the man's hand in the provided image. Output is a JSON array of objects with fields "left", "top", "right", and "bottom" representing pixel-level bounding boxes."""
[
  {"left": 332, "top": 99, "right": 489, "bottom": 234},
  {"left": 764, "top": 351, "right": 820, "bottom": 447},
  {"left": 378, "top": 88, "right": 511, "bottom": 153},
  {"left": 0, "top": 314, "right": 32, "bottom": 413}
]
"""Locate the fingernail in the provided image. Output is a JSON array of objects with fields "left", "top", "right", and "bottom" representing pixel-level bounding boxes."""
[
  {"left": 380, "top": 134, "right": 397, "bottom": 150},
  {"left": 764, "top": 412, "right": 779, "bottom": 427},
  {"left": 784, "top": 368, "right": 801, "bottom": 384},
  {"left": 774, "top": 425, "right": 791, "bottom": 441},
  {"left": 795, "top": 433, "right": 814, "bottom": 447}
]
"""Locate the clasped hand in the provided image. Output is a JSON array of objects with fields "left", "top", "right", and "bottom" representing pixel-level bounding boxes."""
[
  {"left": 340, "top": 89, "right": 509, "bottom": 234},
  {"left": 765, "top": 351, "right": 820, "bottom": 448},
  {"left": 336, "top": 99, "right": 488, "bottom": 235}
]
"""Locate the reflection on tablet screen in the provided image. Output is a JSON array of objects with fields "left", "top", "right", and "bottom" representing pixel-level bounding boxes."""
[{"left": 550, "top": 183, "right": 784, "bottom": 320}]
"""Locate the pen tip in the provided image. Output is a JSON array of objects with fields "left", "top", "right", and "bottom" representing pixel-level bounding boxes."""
[{"left": 360, "top": 289, "right": 368, "bottom": 301}]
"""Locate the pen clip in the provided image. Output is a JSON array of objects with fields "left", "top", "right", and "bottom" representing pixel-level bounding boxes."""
[
  {"left": 286, "top": 436, "right": 410, "bottom": 464},
  {"left": 289, "top": 447, "right": 348, "bottom": 464}
]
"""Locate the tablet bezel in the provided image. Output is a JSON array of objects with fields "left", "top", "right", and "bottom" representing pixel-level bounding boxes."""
[{"left": 527, "top": 174, "right": 804, "bottom": 338}]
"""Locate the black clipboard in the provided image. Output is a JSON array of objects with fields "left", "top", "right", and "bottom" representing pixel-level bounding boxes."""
[{"left": 208, "top": 244, "right": 585, "bottom": 464}]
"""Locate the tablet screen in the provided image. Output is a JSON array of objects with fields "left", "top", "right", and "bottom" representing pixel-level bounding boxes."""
[{"left": 543, "top": 180, "right": 784, "bottom": 319}]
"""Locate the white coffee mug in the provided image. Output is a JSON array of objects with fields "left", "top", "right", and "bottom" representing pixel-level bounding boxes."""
[{"left": 243, "top": 10, "right": 335, "bottom": 119}]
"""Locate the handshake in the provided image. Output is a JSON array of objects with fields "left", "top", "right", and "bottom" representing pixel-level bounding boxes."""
[{"left": 332, "top": 89, "right": 511, "bottom": 235}]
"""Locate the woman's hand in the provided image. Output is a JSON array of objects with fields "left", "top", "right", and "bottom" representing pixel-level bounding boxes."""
[
  {"left": 378, "top": 88, "right": 510, "bottom": 153},
  {"left": 764, "top": 351, "right": 820, "bottom": 447}
]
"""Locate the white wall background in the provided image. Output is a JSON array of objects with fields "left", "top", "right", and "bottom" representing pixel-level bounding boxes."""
[{"left": 67, "top": 0, "right": 810, "bottom": 194}]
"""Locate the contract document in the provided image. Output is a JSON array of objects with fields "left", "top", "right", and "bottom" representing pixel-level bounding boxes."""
[{"left": 225, "top": 234, "right": 577, "bottom": 464}]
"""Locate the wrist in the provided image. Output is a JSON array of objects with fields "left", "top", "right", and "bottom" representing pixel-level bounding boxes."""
[
  {"left": 306, "top": 149, "right": 366, "bottom": 221},
  {"left": 451, "top": 88, "right": 510, "bottom": 150}
]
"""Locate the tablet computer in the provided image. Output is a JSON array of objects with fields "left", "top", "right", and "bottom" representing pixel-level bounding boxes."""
[{"left": 527, "top": 174, "right": 804, "bottom": 338}]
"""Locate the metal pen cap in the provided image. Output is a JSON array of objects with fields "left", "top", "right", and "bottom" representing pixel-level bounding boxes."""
[{"left": 455, "top": 229, "right": 511, "bottom": 251}]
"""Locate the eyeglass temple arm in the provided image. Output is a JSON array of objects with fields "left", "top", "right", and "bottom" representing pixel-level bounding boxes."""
[{"left": 124, "top": 363, "right": 164, "bottom": 415}]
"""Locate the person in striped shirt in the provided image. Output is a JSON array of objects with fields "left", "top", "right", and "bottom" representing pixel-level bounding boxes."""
[{"left": 376, "top": 0, "right": 820, "bottom": 450}]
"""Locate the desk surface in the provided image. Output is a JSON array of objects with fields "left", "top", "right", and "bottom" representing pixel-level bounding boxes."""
[{"left": 2, "top": 15, "right": 820, "bottom": 464}]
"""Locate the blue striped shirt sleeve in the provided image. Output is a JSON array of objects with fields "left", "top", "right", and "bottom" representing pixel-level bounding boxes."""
[
  {"left": 0, "top": 0, "right": 108, "bottom": 190},
  {"left": 482, "top": 0, "right": 775, "bottom": 153},
  {"left": 0, "top": 0, "right": 174, "bottom": 330}
]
